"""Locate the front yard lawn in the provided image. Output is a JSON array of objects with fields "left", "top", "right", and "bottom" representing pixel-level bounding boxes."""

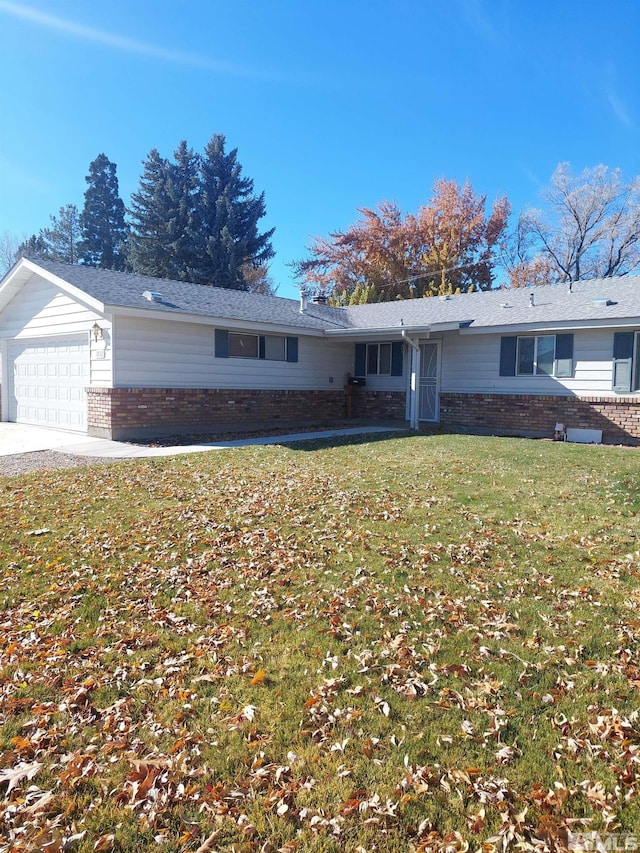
[{"left": 1, "top": 434, "right": 639, "bottom": 852}]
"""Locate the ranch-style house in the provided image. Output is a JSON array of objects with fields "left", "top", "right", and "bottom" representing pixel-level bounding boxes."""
[{"left": 1, "top": 257, "right": 640, "bottom": 444}]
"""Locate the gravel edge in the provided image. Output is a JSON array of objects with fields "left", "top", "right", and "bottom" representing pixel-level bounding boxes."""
[{"left": 0, "top": 451, "right": 122, "bottom": 478}]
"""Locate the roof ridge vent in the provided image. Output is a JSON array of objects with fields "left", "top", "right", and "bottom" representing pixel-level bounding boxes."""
[{"left": 143, "top": 290, "right": 163, "bottom": 303}]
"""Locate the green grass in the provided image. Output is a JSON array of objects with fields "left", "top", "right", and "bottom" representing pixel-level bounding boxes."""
[{"left": 1, "top": 434, "right": 639, "bottom": 851}]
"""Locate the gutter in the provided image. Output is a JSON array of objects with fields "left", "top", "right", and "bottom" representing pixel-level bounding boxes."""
[
  {"left": 323, "top": 324, "right": 433, "bottom": 339},
  {"left": 323, "top": 321, "right": 463, "bottom": 338}
]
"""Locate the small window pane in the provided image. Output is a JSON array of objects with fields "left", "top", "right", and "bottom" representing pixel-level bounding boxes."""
[
  {"left": 536, "top": 335, "right": 555, "bottom": 375},
  {"left": 367, "top": 344, "right": 379, "bottom": 374},
  {"left": 229, "top": 333, "right": 258, "bottom": 358},
  {"left": 379, "top": 343, "right": 392, "bottom": 375},
  {"left": 264, "top": 335, "right": 285, "bottom": 361},
  {"left": 517, "top": 337, "right": 534, "bottom": 374}
]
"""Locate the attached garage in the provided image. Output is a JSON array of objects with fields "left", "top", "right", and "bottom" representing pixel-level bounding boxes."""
[{"left": 7, "top": 336, "right": 89, "bottom": 431}]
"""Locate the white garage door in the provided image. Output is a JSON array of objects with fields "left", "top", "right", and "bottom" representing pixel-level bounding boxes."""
[{"left": 8, "top": 337, "right": 89, "bottom": 431}]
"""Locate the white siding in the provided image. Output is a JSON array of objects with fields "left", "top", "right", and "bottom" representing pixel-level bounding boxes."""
[
  {"left": 440, "top": 328, "right": 621, "bottom": 396},
  {"left": 0, "top": 274, "right": 112, "bottom": 389},
  {"left": 1, "top": 275, "right": 99, "bottom": 338},
  {"left": 113, "top": 316, "right": 353, "bottom": 390}
]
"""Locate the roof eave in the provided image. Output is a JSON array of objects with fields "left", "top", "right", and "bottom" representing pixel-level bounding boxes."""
[
  {"left": 460, "top": 316, "right": 640, "bottom": 335},
  {"left": 323, "top": 321, "right": 465, "bottom": 338},
  {"left": 0, "top": 257, "right": 107, "bottom": 315},
  {"left": 106, "top": 304, "right": 328, "bottom": 336}
]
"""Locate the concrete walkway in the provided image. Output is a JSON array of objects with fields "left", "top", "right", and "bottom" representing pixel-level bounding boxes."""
[{"left": 0, "top": 422, "right": 405, "bottom": 459}]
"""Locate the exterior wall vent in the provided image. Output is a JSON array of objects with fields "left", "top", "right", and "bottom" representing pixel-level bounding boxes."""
[
  {"left": 143, "top": 291, "right": 163, "bottom": 303},
  {"left": 592, "top": 297, "right": 611, "bottom": 307}
]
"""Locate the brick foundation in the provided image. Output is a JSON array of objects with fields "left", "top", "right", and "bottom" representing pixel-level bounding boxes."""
[
  {"left": 348, "top": 388, "right": 406, "bottom": 420},
  {"left": 87, "top": 387, "right": 351, "bottom": 440},
  {"left": 85, "top": 386, "right": 640, "bottom": 446},
  {"left": 440, "top": 392, "right": 640, "bottom": 445}
]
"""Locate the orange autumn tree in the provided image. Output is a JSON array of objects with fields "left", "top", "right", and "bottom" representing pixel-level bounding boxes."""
[{"left": 293, "top": 179, "right": 510, "bottom": 304}]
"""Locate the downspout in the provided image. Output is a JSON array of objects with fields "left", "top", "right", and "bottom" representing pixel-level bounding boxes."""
[{"left": 402, "top": 330, "right": 421, "bottom": 431}]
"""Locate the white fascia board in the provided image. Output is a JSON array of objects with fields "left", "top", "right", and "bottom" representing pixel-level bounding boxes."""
[
  {"left": 324, "top": 324, "right": 433, "bottom": 339},
  {"left": 0, "top": 258, "right": 106, "bottom": 316},
  {"left": 105, "top": 304, "right": 327, "bottom": 337},
  {"left": 459, "top": 316, "right": 640, "bottom": 335},
  {"left": 428, "top": 321, "right": 467, "bottom": 333}
]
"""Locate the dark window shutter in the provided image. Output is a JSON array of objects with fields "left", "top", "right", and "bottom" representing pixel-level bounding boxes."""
[
  {"left": 215, "top": 329, "right": 229, "bottom": 358},
  {"left": 499, "top": 336, "right": 517, "bottom": 376},
  {"left": 286, "top": 336, "right": 298, "bottom": 363},
  {"left": 354, "top": 343, "right": 366, "bottom": 376},
  {"left": 555, "top": 333, "right": 574, "bottom": 378},
  {"left": 259, "top": 336, "right": 266, "bottom": 359},
  {"left": 391, "top": 341, "right": 403, "bottom": 376},
  {"left": 612, "top": 331, "right": 634, "bottom": 393}
]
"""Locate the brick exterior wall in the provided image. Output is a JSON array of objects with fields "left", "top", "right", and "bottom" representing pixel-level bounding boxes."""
[
  {"left": 86, "top": 387, "right": 350, "bottom": 440},
  {"left": 348, "top": 388, "right": 406, "bottom": 420},
  {"left": 440, "top": 392, "right": 640, "bottom": 445},
  {"left": 85, "top": 386, "right": 640, "bottom": 445}
]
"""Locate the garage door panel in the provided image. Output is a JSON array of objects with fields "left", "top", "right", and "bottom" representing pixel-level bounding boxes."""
[{"left": 8, "top": 337, "right": 88, "bottom": 431}]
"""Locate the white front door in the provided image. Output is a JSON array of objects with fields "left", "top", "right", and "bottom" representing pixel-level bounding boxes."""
[
  {"left": 8, "top": 337, "right": 89, "bottom": 431},
  {"left": 418, "top": 342, "right": 439, "bottom": 422}
]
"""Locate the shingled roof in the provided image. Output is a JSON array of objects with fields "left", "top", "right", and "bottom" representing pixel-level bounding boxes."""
[
  {"left": 5, "top": 258, "right": 640, "bottom": 335},
  {"left": 26, "top": 258, "right": 351, "bottom": 332},
  {"left": 343, "top": 275, "right": 640, "bottom": 332}
]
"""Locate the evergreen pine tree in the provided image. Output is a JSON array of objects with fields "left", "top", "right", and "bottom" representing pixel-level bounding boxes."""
[
  {"left": 16, "top": 233, "right": 49, "bottom": 261},
  {"left": 193, "top": 133, "right": 274, "bottom": 289},
  {"left": 40, "top": 204, "right": 82, "bottom": 264},
  {"left": 164, "top": 141, "right": 200, "bottom": 280},
  {"left": 127, "top": 149, "right": 176, "bottom": 278},
  {"left": 128, "top": 144, "right": 202, "bottom": 281},
  {"left": 79, "top": 154, "right": 128, "bottom": 270}
]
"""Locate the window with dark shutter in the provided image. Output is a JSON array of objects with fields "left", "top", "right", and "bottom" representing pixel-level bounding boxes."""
[
  {"left": 499, "top": 336, "right": 517, "bottom": 376},
  {"left": 612, "top": 331, "right": 634, "bottom": 393},
  {"left": 285, "top": 337, "right": 298, "bottom": 363},
  {"left": 554, "top": 334, "right": 574, "bottom": 378},
  {"left": 391, "top": 341, "right": 403, "bottom": 376},
  {"left": 215, "top": 329, "right": 229, "bottom": 358}
]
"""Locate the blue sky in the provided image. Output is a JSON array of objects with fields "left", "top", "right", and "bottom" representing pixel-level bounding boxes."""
[{"left": 0, "top": 0, "right": 638, "bottom": 297}]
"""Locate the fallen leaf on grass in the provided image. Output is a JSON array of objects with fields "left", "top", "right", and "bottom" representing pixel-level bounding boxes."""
[{"left": 0, "top": 760, "right": 42, "bottom": 795}]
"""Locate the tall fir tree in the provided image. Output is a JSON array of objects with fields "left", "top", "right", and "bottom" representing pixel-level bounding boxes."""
[
  {"left": 127, "top": 144, "right": 200, "bottom": 281},
  {"left": 193, "top": 133, "right": 274, "bottom": 289},
  {"left": 79, "top": 154, "right": 128, "bottom": 270},
  {"left": 127, "top": 149, "right": 175, "bottom": 278},
  {"left": 128, "top": 135, "right": 274, "bottom": 289},
  {"left": 163, "top": 141, "right": 200, "bottom": 280}
]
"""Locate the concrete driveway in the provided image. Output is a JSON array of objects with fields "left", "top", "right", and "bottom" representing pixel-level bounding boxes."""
[{"left": 0, "top": 422, "right": 404, "bottom": 459}]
